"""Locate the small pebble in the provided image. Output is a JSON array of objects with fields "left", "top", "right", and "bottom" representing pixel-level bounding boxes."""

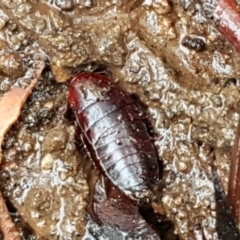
[
  {"left": 174, "top": 196, "right": 183, "bottom": 206},
  {"left": 162, "top": 194, "right": 171, "bottom": 205},
  {"left": 41, "top": 153, "right": 55, "bottom": 170},
  {"left": 23, "top": 142, "right": 32, "bottom": 152},
  {"left": 177, "top": 161, "right": 188, "bottom": 172}
]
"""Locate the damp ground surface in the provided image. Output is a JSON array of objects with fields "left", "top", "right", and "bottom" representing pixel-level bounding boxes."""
[{"left": 0, "top": 0, "right": 239, "bottom": 239}]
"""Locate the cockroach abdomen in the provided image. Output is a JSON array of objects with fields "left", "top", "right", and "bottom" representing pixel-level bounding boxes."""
[{"left": 68, "top": 72, "right": 161, "bottom": 200}]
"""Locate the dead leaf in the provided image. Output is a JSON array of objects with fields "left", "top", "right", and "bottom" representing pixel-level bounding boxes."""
[{"left": 0, "top": 48, "right": 45, "bottom": 240}]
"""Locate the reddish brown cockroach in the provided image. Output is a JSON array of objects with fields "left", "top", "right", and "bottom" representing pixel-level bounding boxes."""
[{"left": 68, "top": 73, "right": 160, "bottom": 200}]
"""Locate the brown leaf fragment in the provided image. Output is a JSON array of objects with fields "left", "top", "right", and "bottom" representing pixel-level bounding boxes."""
[
  {"left": 228, "top": 117, "right": 240, "bottom": 224},
  {"left": 0, "top": 192, "right": 20, "bottom": 240},
  {"left": 0, "top": 54, "right": 45, "bottom": 164},
  {"left": 0, "top": 48, "right": 45, "bottom": 240},
  {"left": 90, "top": 176, "right": 160, "bottom": 239}
]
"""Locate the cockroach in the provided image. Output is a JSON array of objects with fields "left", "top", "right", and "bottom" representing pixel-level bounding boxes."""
[{"left": 68, "top": 72, "right": 160, "bottom": 200}]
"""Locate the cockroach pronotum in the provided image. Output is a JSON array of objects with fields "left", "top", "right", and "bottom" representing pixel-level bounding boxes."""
[{"left": 68, "top": 72, "right": 160, "bottom": 200}]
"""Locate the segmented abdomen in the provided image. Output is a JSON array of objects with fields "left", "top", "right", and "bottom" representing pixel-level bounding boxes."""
[{"left": 68, "top": 73, "right": 160, "bottom": 199}]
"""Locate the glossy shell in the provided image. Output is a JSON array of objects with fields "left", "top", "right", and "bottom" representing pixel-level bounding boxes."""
[{"left": 68, "top": 73, "right": 160, "bottom": 199}]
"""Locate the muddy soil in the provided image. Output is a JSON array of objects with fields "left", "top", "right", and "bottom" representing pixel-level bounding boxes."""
[{"left": 0, "top": 0, "right": 239, "bottom": 239}]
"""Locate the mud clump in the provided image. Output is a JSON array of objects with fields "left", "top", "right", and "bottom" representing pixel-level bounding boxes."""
[{"left": 0, "top": 0, "right": 240, "bottom": 239}]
